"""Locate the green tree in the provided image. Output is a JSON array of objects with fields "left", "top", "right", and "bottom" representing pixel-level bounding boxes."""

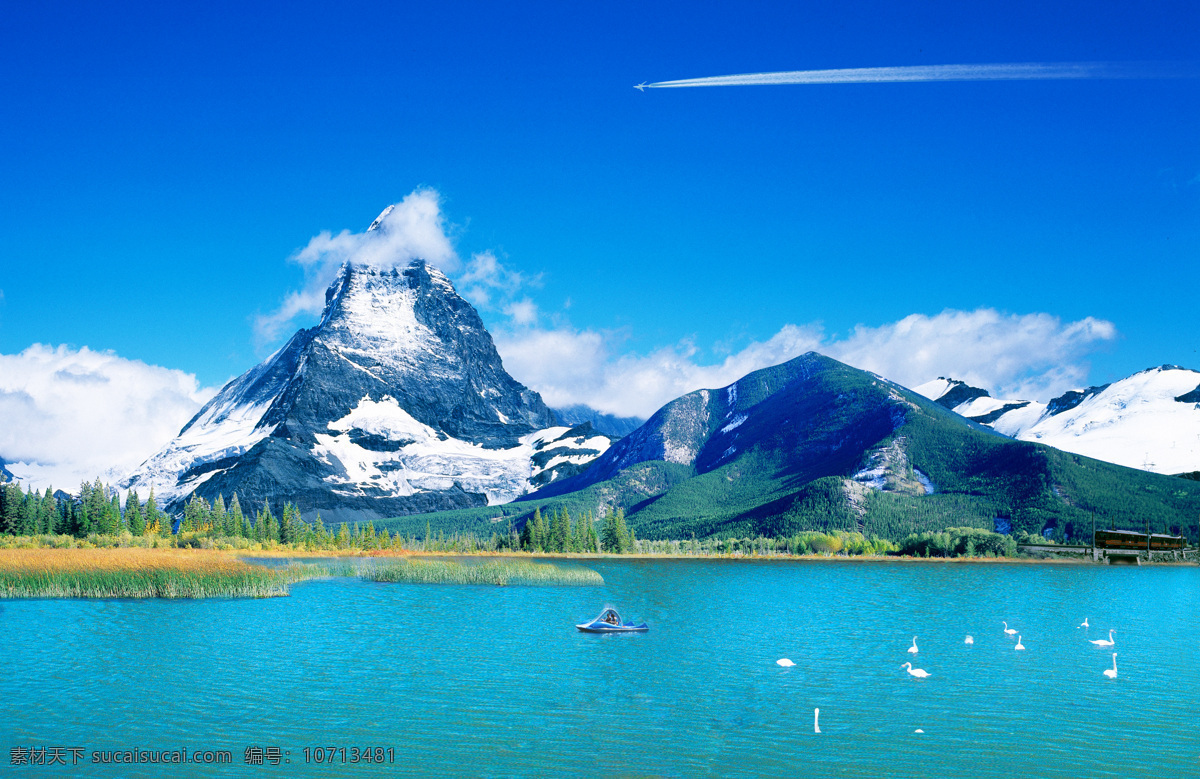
[
  {"left": 126, "top": 490, "right": 145, "bottom": 536},
  {"left": 144, "top": 488, "right": 167, "bottom": 536},
  {"left": 257, "top": 501, "right": 279, "bottom": 543},
  {"left": 40, "top": 488, "right": 58, "bottom": 535},
  {"left": 211, "top": 494, "right": 228, "bottom": 536},
  {"left": 228, "top": 493, "right": 246, "bottom": 538},
  {"left": 546, "top": 509, "right": 563, "bottom": 552},
  {"left": 108, "top": 493, "right": 124, "bottom": 534},
  {"left": 602, "top": 508, "right": 629, "bottom": 553},
  {"left": 0, "top": 483, "right": 19, "bottom": 534},
  {"left": 18, "top": 490, "right": 38, "bottom": 535}
]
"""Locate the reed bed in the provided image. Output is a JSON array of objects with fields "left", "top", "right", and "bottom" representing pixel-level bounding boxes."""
[
  {"left": 358, "top": 558, "right": 603, "bottom": 586},
  {"left": 0, "top": 548, "right": 309, "bottom": 599}
]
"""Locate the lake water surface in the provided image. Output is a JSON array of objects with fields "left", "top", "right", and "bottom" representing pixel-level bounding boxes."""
[{"left": 2, "top": 558, "right": 1198, "bottom": 777}]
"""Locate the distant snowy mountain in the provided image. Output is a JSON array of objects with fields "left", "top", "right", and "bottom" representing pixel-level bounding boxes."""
[
  {"left": 914, "top": 366, "right": 1200, "bottom": 474},
  {"left": 551, "top": 405, "right": 644, "bottom": 438},
  {"left": 123, "top": 222, "right": 610, "bottom": 522}
]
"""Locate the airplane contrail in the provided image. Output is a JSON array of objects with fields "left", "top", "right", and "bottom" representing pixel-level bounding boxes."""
[{"left": 634, "top": 62, "right": 1177, "bottom": 90}]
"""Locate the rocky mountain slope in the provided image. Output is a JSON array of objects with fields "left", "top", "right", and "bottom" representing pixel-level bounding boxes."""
[
  {"left": 123, "top": 249, "right": 610, "bottom": 523},
  {"left": 914, "top": 366, "right": 1200, "bottom": 475}
]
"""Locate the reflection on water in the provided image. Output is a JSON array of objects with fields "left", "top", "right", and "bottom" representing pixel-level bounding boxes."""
[{"left": 1, "top": 559, "right": 1197, "bottom": 777}]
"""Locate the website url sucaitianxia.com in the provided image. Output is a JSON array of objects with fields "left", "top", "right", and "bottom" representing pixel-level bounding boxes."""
[{"left": 11, "top": 745, "right": 397, "bottom": 767}]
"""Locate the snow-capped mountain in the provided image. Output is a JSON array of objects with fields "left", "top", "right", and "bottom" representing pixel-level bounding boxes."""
[
  {"left": 914, "top": 366, "right": 1200, "bottom": 475},
  {"left": 123, "top": 236, "right": 610, "bottom": 522}
]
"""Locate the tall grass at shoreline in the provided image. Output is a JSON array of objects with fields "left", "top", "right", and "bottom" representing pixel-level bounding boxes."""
[
  {"left": 357, "top": 558, "right": 604, "bottom": 586},
  {"left": 0, "top": 549, "right": 313, "bottom": 599}
]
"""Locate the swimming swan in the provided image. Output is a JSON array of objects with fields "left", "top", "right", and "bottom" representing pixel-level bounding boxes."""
[
  {"left": 1089, "top": 629, "right": 1115, "bottom": 648},
  {"left": 964, "top": 635, "right": 974, "bottom": 645},
  {"left": 908, "top": 636, "right": 919, "bottom": 654},
  {"left": 1015, "top": 635, "right": 1025, "bottom": 651},
  {"left": 1003, "top": 622, "right": 1017, "bottom": 636},
  {"left": 1103, "top": 654, "right": 1117, "bottom": 679},
  {"left": 776, "top": 658, "right": 795, "bottom": 667},
  {"left": 902, "top": 662, "right": 930, "bottom": 679},
  {"left": 1078, "top": 617, "right": 1089, "bottom": 629}
]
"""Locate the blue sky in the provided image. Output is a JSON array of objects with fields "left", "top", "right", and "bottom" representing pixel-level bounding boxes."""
[{"left": 1, "top": 1, "right": 1198, "bottom": 486}]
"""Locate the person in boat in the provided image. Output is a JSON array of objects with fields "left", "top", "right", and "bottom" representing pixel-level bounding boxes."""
[{"left": 605, "top": 610, "right": 619, "bottom": 625}]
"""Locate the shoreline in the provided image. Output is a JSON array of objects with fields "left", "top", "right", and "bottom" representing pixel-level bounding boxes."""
[
  {"left": 235, "top": 548, "right": 1198, "bottom": 566},
  {"left": 1, "top": 546, "right": 1194, "bottom": 568}
]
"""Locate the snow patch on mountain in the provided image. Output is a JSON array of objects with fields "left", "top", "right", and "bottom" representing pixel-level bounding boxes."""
[
  {"left": 915, "top": 366, "right": 1200, "bottom": 474},
  {"left": 721, "top": 414, "right": 748, "bottom": 434},
  {"left": 310, "top": 395, "right": 609, "bottom": 505}
]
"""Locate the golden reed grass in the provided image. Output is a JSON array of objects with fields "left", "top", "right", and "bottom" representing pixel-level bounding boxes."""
[{"left": 0, "top": 548, "right": 300, "bottom": 599}]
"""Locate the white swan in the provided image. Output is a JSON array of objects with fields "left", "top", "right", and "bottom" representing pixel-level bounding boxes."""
[
  {"left": 908, "top": 636, "right": 919, "bottom": 654},
  {"left": 902, "top": 662, "right": 930, "bottom": 679},
  {"left": 814, "top": 708, "right": 821, "bottom": 734},
  {"left": 776, "top": 658, "right": 795, "bottom": 667},
  {"left": 1003, "top": 621, "right": 1017, "bottom": 636},
  {"left": 1103, "top": 654, "right": 1117, "bottom": 679},
  {"left": 1078, "top": 617, "right": 1089, "bottom": 629},
  {"left": 1015, "top": 635, "right": 1025, "bottom": 651},
  {"left": 1089, "top": 629, "right": 1115, "bottom": 648},
  {"left": 964, "top": 635, "right": 974, "bottom": 645}
]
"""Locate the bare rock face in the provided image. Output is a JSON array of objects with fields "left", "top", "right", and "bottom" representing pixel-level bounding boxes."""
[{"left": 123, "top": 258, "right": 608, "bottom": 524}]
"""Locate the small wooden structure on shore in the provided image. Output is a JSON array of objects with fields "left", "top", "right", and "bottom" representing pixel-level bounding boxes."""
[{"left": 1092, "top": 529, "right": 1186, "bottom": 563}]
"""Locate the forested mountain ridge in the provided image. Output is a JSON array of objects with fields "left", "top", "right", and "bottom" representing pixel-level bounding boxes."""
[{"left": 377, "top": 353, "right": 1200, "bottom": 544}]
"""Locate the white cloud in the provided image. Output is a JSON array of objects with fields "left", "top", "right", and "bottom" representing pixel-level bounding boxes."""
[
  {"left": 0, "top": 344, "right": 217, "bottom": 492},
  {"left": 255, "top": 189, "right": 459, "bottom": 345},
  {"left": 494, "top": 309, "right": 1117, "bottom": 419},
  {"left": 495, "top": 324, "right": 823, "bottom": 418},
  {"left": 504, "top": 298, "right": 539, "bottom": 326},
  {"left": 824, "top": 310, "right": 1117, "bottom": 399}
]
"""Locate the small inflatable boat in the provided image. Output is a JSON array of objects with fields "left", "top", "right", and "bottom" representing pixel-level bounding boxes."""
[{"left": 576, "top": 608, "right": 648, "bottom": 633}]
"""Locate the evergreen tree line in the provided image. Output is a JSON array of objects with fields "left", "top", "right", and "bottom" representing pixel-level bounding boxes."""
[
  {"left": 0, "top": 479, "right": 173, "bottom": 538},
  {"left": 516, "top": 506, "right": 635, "bottom": 553}
]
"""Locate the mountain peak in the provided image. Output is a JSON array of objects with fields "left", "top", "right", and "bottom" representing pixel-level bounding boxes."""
[
  {"left": 367, "top": 205, "right": 394, "bottom": 231},
  {"left": 121, "top": 238, "right": 578, "bottom": 522}
]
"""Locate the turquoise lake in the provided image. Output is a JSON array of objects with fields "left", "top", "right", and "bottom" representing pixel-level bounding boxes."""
[{"left": 2, "top": 558, "right": 1198, "bottom": 777}]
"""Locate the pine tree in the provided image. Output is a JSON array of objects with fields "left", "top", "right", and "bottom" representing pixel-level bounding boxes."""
[
  {"left": 519, "top": 516, "right": 534, "bottom": 550},
  {"left": 558, "top": 508, "right": 572, "bottom": 552},
  {"left": 144, "top": 488, "right": 166, "bottom": 535},
  {"left": 41, "top": 489, "right": 58, "bottom": 536},
  {"left": 546, "top": 509, "right": 562, "bottom": 553},
  {"left": 109, "top": 493, "right": 124, "bottom": 534},
  {"left": 183, "top": 494, "right": 205, "bottom": 533},
  {"left": 257, "top": 501, "right": 279, "bottom": 543},
  {"left": 228, "top": 493, "right": 245, "bottom": 537},
  {"left": 279, "top": 503, "right": 294, "bottom": 544},
  {"left": 2, "top": 484, "right": 18, "bottom": 535},
  {"left": 336, "top": 522, "right": 350, "bottom": 548},
  {"left": 211, "top": 494, "right": 228, "bottom": 536},
  {"left": 311, "top": 512, "right": 326, "bottom": 547},
  {"left": 75, "top": 481, "right": 94, "bottom": 536},
  {"left": 602, "top": 508, "right": 629, "bottom": 553},
  {"left": 126, "top": 490, "right": 145, "bottom": 536},
  {"left": 18, "top": 490, "right": 38, "bottom": 535}
]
